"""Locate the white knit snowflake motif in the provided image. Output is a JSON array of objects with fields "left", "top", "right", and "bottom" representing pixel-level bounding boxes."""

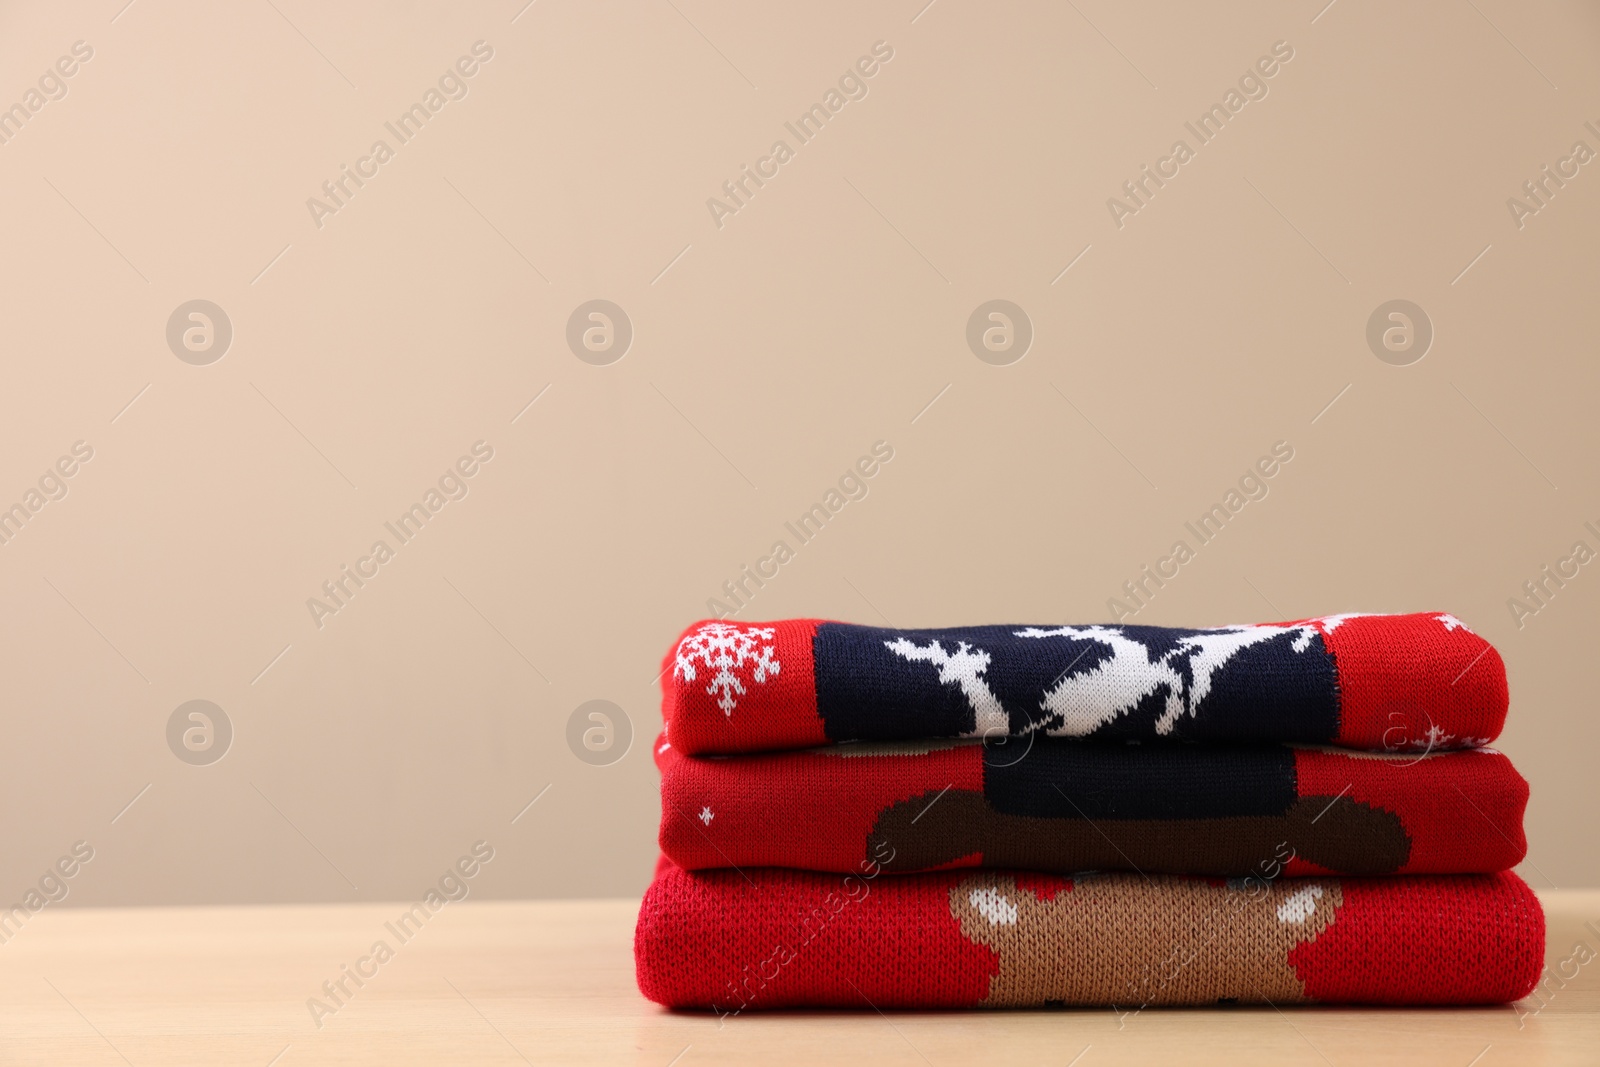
[{"left": 673, "top": 622, "right": 781, "bottom": 716}]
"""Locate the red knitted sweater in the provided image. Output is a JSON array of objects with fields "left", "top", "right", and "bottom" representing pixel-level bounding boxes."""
[
  {"left": 657, "top": 737, "right": 1528, "bottom": 877},
  {"left": 662, "top": 613, "right": 1506, "bottom": 755},
  {"left": 641, "top": 610, "right": 1535, "bottom": 1012},
  {"left": 636, "top": 862, "right": 1544, "bottom": 1011}
]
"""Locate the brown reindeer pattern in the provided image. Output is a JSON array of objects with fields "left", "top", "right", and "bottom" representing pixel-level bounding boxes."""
[{"left": 949, "top": 872, "right": 1343, "bottom": 1006}]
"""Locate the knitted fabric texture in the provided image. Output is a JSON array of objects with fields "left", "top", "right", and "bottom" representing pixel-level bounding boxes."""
[
  {"left": 661, "top": 612, "right": 1506, "bottom": 756},
  {"left": 657, "top": 738, "right": 1528, "bottom": 877},
  {"left": 635, "top": 863, "right": 1544, "bottom": 1010}
]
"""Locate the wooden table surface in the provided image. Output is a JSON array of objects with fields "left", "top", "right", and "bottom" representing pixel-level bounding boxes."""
[{"left": 1, "top": 891, "right": 1595, "bottom": 1065}]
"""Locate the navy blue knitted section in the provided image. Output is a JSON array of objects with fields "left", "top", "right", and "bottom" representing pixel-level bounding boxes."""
[
  {"left": 812, "top": 622, "right": 1339, "bottom": 744},
  {"left": 982, "top": 741, "right": 1299, "bottom": 819}
]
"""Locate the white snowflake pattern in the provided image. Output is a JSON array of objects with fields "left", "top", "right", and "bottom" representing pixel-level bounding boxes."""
[
  {"left": 1392, "top": 723, "right": 1490, "bottom": 753},
  {"left": 673, "top": 622, "right": 781, "bottom": 716},
  {"left": 1310, "top": 613, "right": 1372, "bottom": 634},
  {"left": 1400, "top": 724, "right": 1455, "bottom": 752},
  {"left": 698, "top": 806, "right": 715, "bottom": 826}
]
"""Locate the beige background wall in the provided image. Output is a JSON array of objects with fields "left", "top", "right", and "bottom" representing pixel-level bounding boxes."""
[{"left": 0, "top": 0, "right": 1596, "bottom": 907}]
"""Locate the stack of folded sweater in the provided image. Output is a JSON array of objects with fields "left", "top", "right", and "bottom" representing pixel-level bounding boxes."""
[{"left": 636, "top": 612, "right": 1542, "bottom": 1012}]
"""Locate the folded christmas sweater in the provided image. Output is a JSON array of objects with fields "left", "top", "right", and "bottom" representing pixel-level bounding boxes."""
[
  {"left": 657, "top": 737, "right": 1528, "bottom": 877},
  {"left": 662, "top": 612, "right": 1506, "bottom": 755},
  {"left": 635, "top": 862, "right": 1544, "bottom": 1010}
]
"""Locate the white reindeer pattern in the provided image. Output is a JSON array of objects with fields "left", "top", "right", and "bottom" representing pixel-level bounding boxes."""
[
  {"left": 881, "top": 637, "right": 1011, "bottom": 737},
  {"left": 884, "top": 622, "right": 1323, "bottom": 737},
  {"left": 1018, "top": 624, "right": 1318, "bottom": 735}
]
